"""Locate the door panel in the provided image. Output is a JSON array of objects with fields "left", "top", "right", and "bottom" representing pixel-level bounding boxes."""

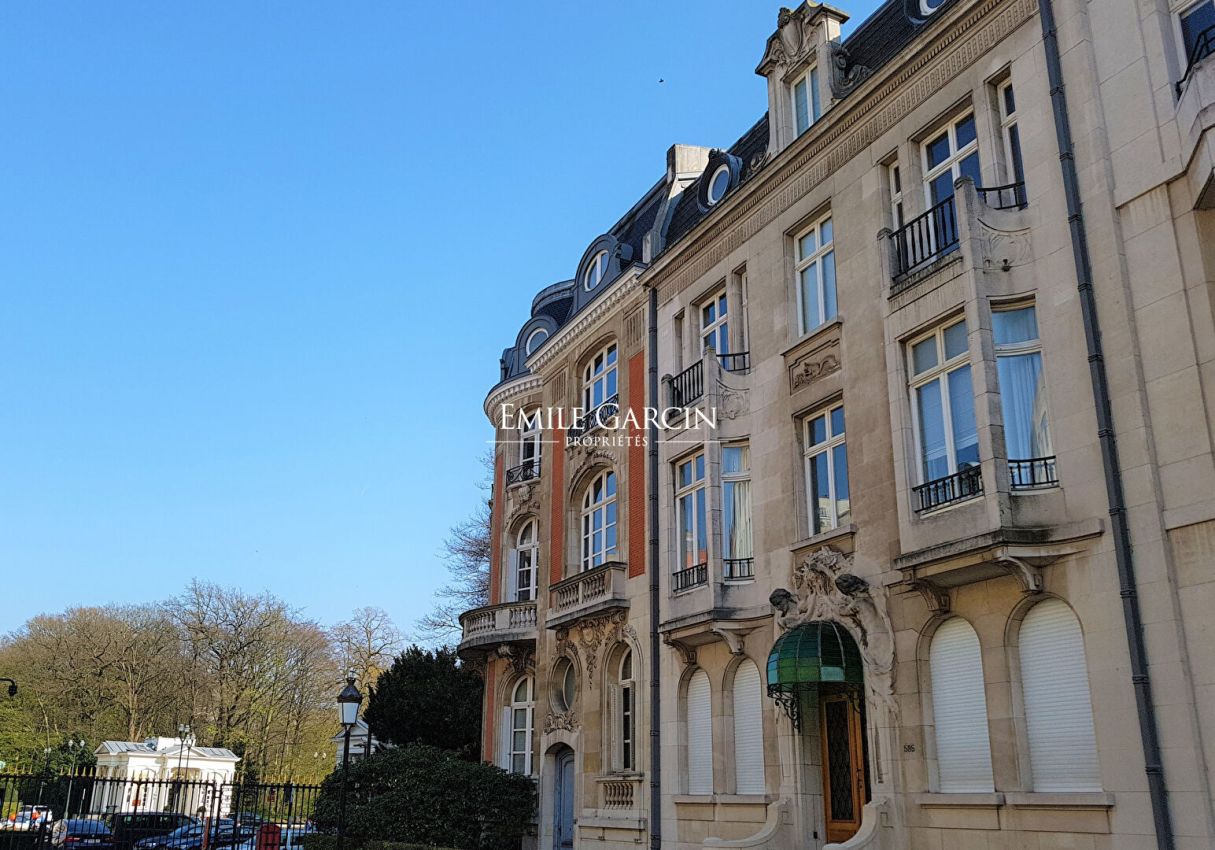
[
  {"left": 820, "top": 693, "right": 866, "bottom": 844},
  {"left": 555, "top": 751, "right": 575, "bottom": 850}
]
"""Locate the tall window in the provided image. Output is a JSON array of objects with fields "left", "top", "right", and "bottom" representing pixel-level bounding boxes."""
[
  {"left": 994, "top": 305, "right": 1054, "bottom": 485},
  {"left": 888, "top": 161, "right": 905, "bottom": 229},
  {"left": 732, "top": 660, "right": 766, "bottom": 794},
  {"left": 929, "top": 618, "right": 994, "bottom": 792},
  {"left": 583, "top": 250, "right": 609, "bottom": 290},
  {"left": 923, "top": 112, "right": 981, "bottom": 209},
  {"left": 1180, "top": 1, "right": 1215, "bottom": 65},
  {"left": 1018, "top": 599, "right": 1101, "bottom": 791},
  {"left": 519, "top": 409, "right": 542, "bottom": 473},
  {"left": 687, "top": 670, "right": 713, "bottom": 794},
  {"left": 675, "top": 452, "right": 707, "bottom": 581},
  {"left": 909, "top": 319, "right": 978, "bottom": 485},
  {"left": 722, "top": 444, "right": 753, "bottom": 579},
  {"left": 583, "top": 343, "right": 619, "bottom": 410},
  {"left": 612, "top": 650, "right": 636, "bottom": 772},
  {"left": 795, "top": 215, "right": 836, "bottom": 334},
  {"left": 997, "top": 81, "right": 1025, "bottom": 189},
  {"left": 792, "top": 66, "right": 822, "bottom": 135},
  {"left": 506, "top": 676, "right": 534, "bottom": 776},
  {"left": 513, "top": 520, "right": 538, "bottom": 602},
  {"left": 581, "top": 471, "right": 617, "bottom": 570},
  {"left": 804, "top": 404, "right": 850, "bottom": 535},
  {"left": 701, "top": 290, "right": 729, "bottom": 355}
]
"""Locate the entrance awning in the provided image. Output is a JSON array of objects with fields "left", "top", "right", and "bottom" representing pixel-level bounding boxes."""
[{"left": 766, "top": 622, "right": 862, "bottom": 729}]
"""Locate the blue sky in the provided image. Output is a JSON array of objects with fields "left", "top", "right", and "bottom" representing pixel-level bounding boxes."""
[{"left": 0, "top": 1, "right": 880, "bottom": 637}]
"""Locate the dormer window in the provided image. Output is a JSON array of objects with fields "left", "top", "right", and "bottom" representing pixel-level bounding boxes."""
[
  {"left": 706, "top": 164, "right": 731, "bottom": 206},
  {"left": 525, "top": 328, "right": 549, "bottom": 355},
  {"left": 793, "top": 66, "right": 822, "bottom": 135},
  {"left": 583, "top": 250, "right": 610, "bottom": 290}
]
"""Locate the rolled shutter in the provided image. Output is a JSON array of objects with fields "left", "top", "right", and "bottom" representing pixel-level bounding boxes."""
[
  {"left": 1019, "top": 599, "right": 1101, "bottom": 791},
  {"left": 732, "top": 660, "right": 765, "bottom": 794},
  {"left": 929, "top": 617, "right": 994, "bottom": 792},
  {"left": 687, "top": 670, "right": 713, "bottom": 794},
  {"left": 607, "top": 684, "right": 621, "bottom": 771}
]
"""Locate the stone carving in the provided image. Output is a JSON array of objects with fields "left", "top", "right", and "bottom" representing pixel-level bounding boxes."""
[
  {"left": 567, "top": 447, "right": 618, "bottom": 497},
  {"left": 495, "top": 644, "right": 534, "bottom": 679},
  {"left": 789, "top": 342, "right": 841, "bottom": 392},
  {"left": 716, "top": 385, "right": 748, "bottom": 420},
  {"left": 562, "top": 609, "right": 628, "bottom": 677},
  {"left": 505, "top": 481, "right": 540, "bottom": 525},
  {"left": 828, "top": 42, "right": 872, "bottom": 98},
  {"left": 977, "top": 221, "right": 1033, "bottom": 271},
  {"left": 544, "top": 711, "right": 580, "bottom": 734}
]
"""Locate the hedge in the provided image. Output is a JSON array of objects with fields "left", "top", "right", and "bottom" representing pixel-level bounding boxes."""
[{"left": 310, "top": 745, "right": 535, "bottom": 850}]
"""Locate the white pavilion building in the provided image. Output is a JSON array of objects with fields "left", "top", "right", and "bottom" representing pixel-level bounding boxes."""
[{"left": 91, "top": 737, "right": 240, "bottom": 815}]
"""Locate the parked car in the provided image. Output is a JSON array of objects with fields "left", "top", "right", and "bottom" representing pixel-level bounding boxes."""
[
  {"left": 2, "top": 806, "right": 56, "bottom": 832},
  {"left": 231, "top": 825, "right": 314, "bottom": 850},
  {"left": 133, "top": 820, "right": 254, "bottom": 850},
  {"left": 107, "top": 814, "right": 197, "bottom": 850},
  {"left": 50, "top": 818, "right": 113, "bottom": 848}
]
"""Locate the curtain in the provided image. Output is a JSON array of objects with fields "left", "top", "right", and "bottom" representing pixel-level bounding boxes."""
[
  {"left": 725, "top": 478, "right": 753, "bottom": 559},
  {"left": 998, "top": 351, "right": 1050, "bottom": 459}
]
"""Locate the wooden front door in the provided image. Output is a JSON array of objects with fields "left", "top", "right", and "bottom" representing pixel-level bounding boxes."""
[{"left": 819, "top": 692, "right": 867, "bottom": 844}]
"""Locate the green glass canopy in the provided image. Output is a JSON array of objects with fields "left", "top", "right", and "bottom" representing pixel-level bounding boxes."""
[{"left": 766, "top": 621, "right": 863, "bottom": 694}]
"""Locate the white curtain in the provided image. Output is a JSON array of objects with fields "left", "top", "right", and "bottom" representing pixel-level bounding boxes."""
[{"left": 998, "top": 352, "right": 1051, "bottom": 458}]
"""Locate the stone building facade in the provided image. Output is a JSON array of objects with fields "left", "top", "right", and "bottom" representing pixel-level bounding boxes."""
[{"left": 458, "top": 0, "right": 1215, "bottom": 849}]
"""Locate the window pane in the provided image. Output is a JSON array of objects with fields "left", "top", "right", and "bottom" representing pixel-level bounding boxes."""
[
  {"left": 832, "top": 443, "right": 850, "bottom": 526},
  {"left": 926, "top": 131, "right": 951, "bottom": 170},
  {"left": 912, "top": 337, "right": 938, "bottom": 374},
  {"left": 695, "top": 454, "right": 705, "bottom": 481},
  {"left": 512, "top": 754, "right": 526, "bottom": 774},
  {"left": 830, "top": 405, "right": 845, "bottom": 436},
  {"left": 944, "top": 320, "right": 968, "bottom": 359},
  {"left": 820, "top": 217, "right": 833, "bottom": 246},
  {"left": 678, "top": 460, "right": 691, "bottom": 489},
  {"left": 722, "top": 445, "right": 748, "bottom": 475},
  {"left": 917, "top": 380, "right": 949, "bottom": 481},
  {"left": 959, "top": 151, "right": 981, "bottom": 187},
  {"left": 993, "top": 307, "right": 1038, "bottom": 345},
  {"left": 702, "top": 301, "right": 716, "bottom": 326},
  {"left": 1002, "top": 84, "right": 1016, "bottom": 116},
  {"left": 809, "top": 414, "right": 827, "bottom": 446},
  {"left": 810, "top": 67, "right": 822, "bottom": 120},
  {"left": 606, "top": 345, "right": 617, "bottom": 365},
  {"left": 822, "top": 250, "right": 837, "bottom": 322},
  {"left": 948, "top": 365, "right": 980, "bottom": 468},
  {"left": 724, "top": 479, "right": 753, "bottom": 559},
  {"left": 1183, "top": 3, "right": 1215, "bottom": 60},
  {"left": 801, "top": 263, "right": 822, "bottom": 330},
  {"left": 811, "top": 452, "right": 832, "bottom": 534},
  {"left": 798, "top": 229, "right": 817, "bottom": 258},
  {"left": 955, "top": 114, "right": 977, "bottom": 148},
  {"left": 794, "top": 79, "right": 810, "bottom": 134},
  {"left": 606, "top": 472, "right": 616, "bottom": 496},
  {"left": 695, "top": 489, "right": 707, "bottom": 562},
  {"left": 930, "top": 171, "right": 955, "bottom": 206},
  {"left": 998, "top": 351, "right": 1051, "bottom": 459},
  {"left": 680, "top": 494, "right": 694, "bottom": 568},
  {"left": 606, "top": 369, "right": 617, "bottom": 399}
]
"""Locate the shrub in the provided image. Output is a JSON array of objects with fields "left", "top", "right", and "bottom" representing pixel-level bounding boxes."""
[{"left": 312, "top": 745, "right": 534, "bottom": 850}]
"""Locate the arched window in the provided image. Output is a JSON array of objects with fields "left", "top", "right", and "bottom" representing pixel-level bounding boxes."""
[
  {"left": 928, "top": 617, "right": 994, "bottom": 792},
  {"left": 582, "top": 250, "right": 609, "bottom": 290},
  {"left": 607, "top": 649, "right": 636, "bottom": 771},
  {"left": 525, "top": 327, "right": 549, "bottom": 356},
  {"left": 1018, "top": 599, "right": 1100, "bottom": 791},
  {"left": 504, "top": 676, "right": 534, "bottom": 775},
  {"left": 583, "top": 343, "right": 618, "bottom": 411},
  {"left": 553, "top": 657, "right": 576, "bottom": 712},
  {"left": 686, "top": 669, "right": 713, "bottom": 794},
  {"left": 519, "top": 409, "right": 542, "bottom": 474},
  {"left": 581, "top": 471, "right": 617, "bottom": 570},
  {"left": 732, "top": 659, "right": 765, "bottom": 794},
  {"left": 512, "top": 520, "right": 538, "bottom": 602}
]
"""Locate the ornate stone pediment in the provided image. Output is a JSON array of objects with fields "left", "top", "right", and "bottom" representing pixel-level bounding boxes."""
[
  {"left": 544, "top": 711, "right": 580, "bottom": 734},
  {"left": 556, "top": 609, "right": 629, "bottom": 678},
  {"left": 757, "top": 3, "right": 821, "bottom": 75}
]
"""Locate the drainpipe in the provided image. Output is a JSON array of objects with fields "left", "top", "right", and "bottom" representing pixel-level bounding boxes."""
[
  {"left": 1037, "top": 0, "right": 1174, "bottom": 847},
  {"left": 647, "top": 282, "right": 663, "bottom": 850}
]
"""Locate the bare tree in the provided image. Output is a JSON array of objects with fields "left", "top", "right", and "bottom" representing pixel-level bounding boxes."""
[
  {"left": 416, "top": 451, "right": 493, "bottom": 642},
  {"left": 330, "top": 607, "right": 406, "bottom": 689}
]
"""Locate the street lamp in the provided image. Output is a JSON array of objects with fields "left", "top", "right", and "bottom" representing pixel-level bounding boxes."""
[
  {"left": 65, "top": 737, "right": 85, "bottom": 814},
  {"left": 335, "top": 671, "right": 363, "bottom": 850}
]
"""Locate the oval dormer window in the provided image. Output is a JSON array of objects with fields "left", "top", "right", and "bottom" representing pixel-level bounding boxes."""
[
  {"left": 919, "top": 0, "right": 945, "bottom": 14},
  {"left": 707, "top": 164, "right": 731, "bottom": 206},
  {"left": 525, "top": 328, "right": 549, "bottom": 355},
  {"left": 583, "top": 250, "right": 609, "bottom": 291}
]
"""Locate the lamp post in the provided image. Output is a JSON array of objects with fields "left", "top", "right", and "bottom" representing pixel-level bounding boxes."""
[
  {"left": 336, "top": 671, "right": 363, "bottom": 850},
  {"left": 65, "top": 736, "right": 85, "bottom": 815}
]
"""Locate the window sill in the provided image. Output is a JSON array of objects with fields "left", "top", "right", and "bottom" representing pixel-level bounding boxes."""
[
  {"left": 790, "top": 523, "right": 856, "bottom": 552},
  {"left": 781, "top": 317, "right": 843, "bottom": 358},
  {"left": 913, "top": 792, "right": 1004, "bottom": 808},
  {"left": 1004, "top": 792, "right": 1114, "bottom": 809},
  {"left": 673, "top": 795, "right": 715, "bottom": 805}
]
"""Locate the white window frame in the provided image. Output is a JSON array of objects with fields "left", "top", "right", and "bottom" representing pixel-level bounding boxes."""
[
  {"left": 513, "top": 519, "right": 538, "bottom": 602},
  {"left": 722, "top": 442, "right": 753, "bottom": 578},
  {"left": 996, "top": 80, "right": 1024, "bottom": 187},
  {"left": 794, "top": 214, "right": 836, "bottom": 336},
  {"left": 888, "top": 160, "right": 905, "bottom": 229},
  {"left": 706, "top": 163, "right": 731, "bottom": 206},
  {"left": 674, "top": 451, "right": 707, "bottom": 576},
  {"left": 519, "top": 409, "right": 542, "bottom": 471},
  {"left": 700, "top": 288, "right": 729, "bottom": 356},
  {"left": 583, "top": 250, "right": 609, "bottom": 291},
  {"left": 581, "top": 470, "right": 617, "bottom": 571},
  {"left": 525, "top": 327, "right": 549, "bottom": 356},
  {"left": 506, "top": 676, "right": 535, "bottom": 776},
  {"left": 803, "top": 403, "right": 849, "bottom": 535},
  {"left": 619, "top": 650, "right": 636, "bottom": 771},
  {"left": 993, "top": 303, "right": 1053, "bottom": 465},
  {"left": 583, "top": 342, "right": 619, "bottom": 411},
  {"left": 907, "top": 319, "right": 974, "bottom": 486},
  {"left": 922, "top": 111, "right": 980, "bottom": 206},
  {"left": 791, "top": 66, "right": 822, "bottom": 136}
]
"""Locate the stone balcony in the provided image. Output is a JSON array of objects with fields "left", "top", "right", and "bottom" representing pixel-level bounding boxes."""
[
  {"left": 546, "top": 561, "right": 629, "bottom": 629},
  {"left": 457, "top": 600, "right": 538, "bottom": 656}
]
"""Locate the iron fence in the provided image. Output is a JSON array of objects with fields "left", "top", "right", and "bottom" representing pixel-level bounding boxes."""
[
  {"left": 672, "top": 562, "right": 708, "bottom": 592},
  {"left": 975, "top": 181, "right": 1027, "bottom": 210},
  {"left": 913, "top": 465, "right": 983, "bottom": 512},
  {"left": 889, "top": 195, "right": 959, "bottom": 278},
  {"left": 669, "top": 361, "right": 704, "bottom": 408}
]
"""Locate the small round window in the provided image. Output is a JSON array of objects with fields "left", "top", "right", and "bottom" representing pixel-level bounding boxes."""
[
  {"left": 706, "top": 164, "right": 732, "bottom": 206},
  {"left": 553, "top": 658, "right": 576, "bottom": 712},
  {"left": 525, "top": 328, "right": 549, "bottom": 355}
]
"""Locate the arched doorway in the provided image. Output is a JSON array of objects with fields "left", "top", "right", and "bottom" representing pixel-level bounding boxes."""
[
  {"left": 553, "top": 746, "right": 575, "bottom": 850},
  {"left": 767, "top": 621, "right": 869, "bottom": 844}
]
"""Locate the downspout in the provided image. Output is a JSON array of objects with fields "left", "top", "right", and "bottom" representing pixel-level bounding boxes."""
[
  {"left": 1037, "top": 0, "right": 1174, "bottom": 847},
  {"left": 647, "top": 282, "right": 662, "bottom": 850}
]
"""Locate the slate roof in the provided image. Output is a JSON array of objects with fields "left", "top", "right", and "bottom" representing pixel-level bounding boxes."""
[
  {"left": 96, "top": 741, "right": 238, "bottom": 760},
  {"left": 843, "top": 0, "right": 961, "bottom": 80}
]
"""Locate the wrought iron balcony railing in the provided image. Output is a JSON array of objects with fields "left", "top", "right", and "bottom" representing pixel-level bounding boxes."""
[
  {"left": 505, "top": 459, "right": 541, "bottom": 485},
  {"left": 566, "top": 394, "right": 620, "bottom": 440},
  {"left": 670, "top": 361, "right": 704, "bottom": 407},
  {"left": 672, "top": 562, "right": 708, "bottom": 592},
  {"left": 913, "top": 464, "right": 983, "bottom": 512},
  {"left": 1178, "top": 23, "right": 1215, "bottom": 96},
  {"left": 724, "top": 557, "right": 755, "bottom": 579},
  {"left": 889, "top": 195, "right": 959, "bottom": 278},
  {"left": 976, "top": 181, "right": 1027, "bottom": 210},
  {"left": 719, "top": 351, "right": 751, "bottom": 374},
  {"left": 1009, "top": 456, "right": 1059, "bottom": 490}
]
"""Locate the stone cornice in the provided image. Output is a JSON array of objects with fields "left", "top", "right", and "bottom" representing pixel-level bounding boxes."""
[
  {"left": 642, "top": 0, "right": 1036, "bottom": 302},
  {"left": 525, "top": 267, "right": 645, "bottom": 373},
  {"left": 483, "top": 374, "right": 545, "bottom": 426}
]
